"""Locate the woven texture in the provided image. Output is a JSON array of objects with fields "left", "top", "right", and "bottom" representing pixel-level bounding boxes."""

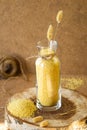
[{"left": 0, "top": 0, "right": 87, "bottom": 74}]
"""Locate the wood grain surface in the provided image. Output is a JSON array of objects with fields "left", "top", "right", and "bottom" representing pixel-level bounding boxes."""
[
  {"left": 0, "top": 74, "right": 87, "bottom": 124},
  {"left": 5, "top": 87, "right": 87, "bottom": 129}
]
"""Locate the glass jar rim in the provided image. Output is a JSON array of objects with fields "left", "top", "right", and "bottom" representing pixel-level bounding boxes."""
[{"left": 37, "top": 40, "right": 49, "bottom": 49}]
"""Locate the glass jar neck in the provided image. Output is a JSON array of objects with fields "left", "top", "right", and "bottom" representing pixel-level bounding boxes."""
[{"left": 37, "top": 47, "right": 56, "bottom": 60}]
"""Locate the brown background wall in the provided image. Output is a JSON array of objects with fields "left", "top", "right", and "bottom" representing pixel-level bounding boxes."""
[{"left": 0, "top": 0, "right": 87, "bottom": 75}]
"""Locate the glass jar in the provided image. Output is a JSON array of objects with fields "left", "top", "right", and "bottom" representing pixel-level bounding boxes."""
[{"left": 35, "top": 41, "right": 61, "bottom": 111}]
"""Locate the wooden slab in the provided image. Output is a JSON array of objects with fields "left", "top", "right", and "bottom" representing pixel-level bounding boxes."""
[{"left": 5, "top": 87, "right": 87, "bottom": 130}]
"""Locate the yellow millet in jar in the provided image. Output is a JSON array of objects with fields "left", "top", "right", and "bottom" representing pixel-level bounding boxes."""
[
  {"left": 36, "top": 48, "right": 60, "bottom": 106},
  {"left": 7, "top": 99, "right": 37, "bottom": 118}
]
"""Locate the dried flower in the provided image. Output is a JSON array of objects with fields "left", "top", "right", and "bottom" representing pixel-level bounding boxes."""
[
  {"left": 47, "top": 24, "right": 54, "bottom": 41},
  {"left": 56, "top": 10, "right": 63, "bottom": 24}
]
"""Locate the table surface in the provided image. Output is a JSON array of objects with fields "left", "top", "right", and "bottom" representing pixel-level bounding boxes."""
[{"left": 0, "top": 74, "right": 87, "bottom": 123}]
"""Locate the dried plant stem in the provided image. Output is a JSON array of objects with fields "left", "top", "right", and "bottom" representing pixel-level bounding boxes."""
[
  {"left": 54, "top": 24, "right": 59, "bottom": 40},
  {"left": 26, "top": 56, "right": 38, "bottom": 61}
]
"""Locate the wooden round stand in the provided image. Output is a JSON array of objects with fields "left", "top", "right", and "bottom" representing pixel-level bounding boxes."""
[{"left": 5, "top": 87, "right": 87, "bottom": 130}]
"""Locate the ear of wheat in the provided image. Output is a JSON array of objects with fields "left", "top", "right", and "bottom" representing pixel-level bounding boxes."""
[
  {"left": 47, "top": 24, "right": 54, "bottom": 41},
  {"left": 56, "top": 10, "right": 63, "bottom": 24}
]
